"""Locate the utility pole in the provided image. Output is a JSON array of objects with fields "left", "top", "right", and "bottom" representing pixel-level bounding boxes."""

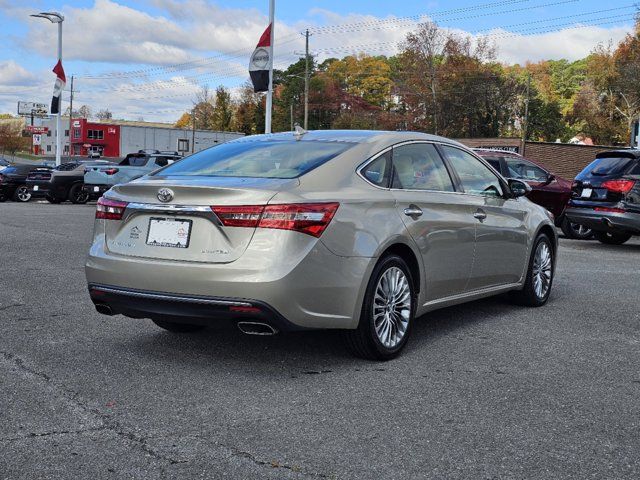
[
  {"left": 191, "top": 107, "right": 196, "bottom": 153},
  {"left": 290, "top": 103, "right": 294, "bottom": 131},
  {"left": 522, "top": 73, "right": 531, "bottom": 156},
  {"left": 68, "top": 75, "right": 74, "bottom": 159},
  {"left": 304, "top": 29, "right": 311, "bottom": 130}
]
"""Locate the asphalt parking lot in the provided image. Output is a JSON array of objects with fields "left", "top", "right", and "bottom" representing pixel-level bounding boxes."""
[{"left": 1, "top": 201, "right": 639, "bottom": 479}]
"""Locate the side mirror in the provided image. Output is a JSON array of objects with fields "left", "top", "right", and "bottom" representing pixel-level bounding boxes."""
[
  {"left": 543, "top": 173, "right": 555, "bottom": 185},
  {"left": 508, "top": 178, "right": 532, "bottom": 198}
]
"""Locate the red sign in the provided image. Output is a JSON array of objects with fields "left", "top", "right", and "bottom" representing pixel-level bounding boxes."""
[{"left": 25, "top": 126, "right": 49, "bottom": 134}]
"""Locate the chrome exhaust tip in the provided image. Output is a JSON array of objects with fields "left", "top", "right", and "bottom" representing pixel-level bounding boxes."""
[
  {"left": 94, "top": 303, "right": 113, "bottom": 316},
  {"left": 237, "top": 321, "right": 278, "bottom": 336}
]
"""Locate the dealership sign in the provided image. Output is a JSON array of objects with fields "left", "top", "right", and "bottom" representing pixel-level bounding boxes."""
[
  {"left": 18, "top": 101, "right": 48, "bottom": 116},
  {"left": 25, "top": 126, "right": 49, "bottom": 134},
  {"left": 32, "top": 134, "right": 42, "bottom": 146}
]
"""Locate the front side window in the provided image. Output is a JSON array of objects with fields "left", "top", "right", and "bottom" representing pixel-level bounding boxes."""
[
  {"left": 391, "top": 143, "right": 454, "bottom": 192},
  {"left": 482, "top": 157, "right": 503, "bottom": 173},
  {"left": 361, "top": 150, "right": 391, "bottom": 187},
  {"left": 441, "top": 146, "right": 503, "bottom": 197},
  {"left": 156, "top": 140, "right": 353, "bottom": 179},
  {"left": 505, "top": 158, "right": 548, "bottom": 182}
]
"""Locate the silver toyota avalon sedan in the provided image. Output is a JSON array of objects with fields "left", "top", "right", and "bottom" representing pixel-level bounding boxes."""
[{"left": 86, "top": 130, "right": 557, "bottom": 360}]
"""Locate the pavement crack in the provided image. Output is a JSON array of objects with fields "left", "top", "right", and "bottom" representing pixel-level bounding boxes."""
[
  {"left": 225, "top": 444, "right": 333, "bottom": 478},
  {"left": 2, "top": 426, "right": 106, "bottom": 443},
  {"left": 0, "top": 351, "right": 187, "bottom": 466},
  {"left": 0, "top": 303, "right": 25, "bottom": 312}
]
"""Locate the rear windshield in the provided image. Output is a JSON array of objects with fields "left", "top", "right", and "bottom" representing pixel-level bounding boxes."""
[
  {"left": 154, "top": 140, "right": 354, "bottom": 179},
  {"left": 586, "top": 157, "right": 634, "bottom": 176},
  {"left": 120, "top": 155, "right": 148, "bottom": 167}
]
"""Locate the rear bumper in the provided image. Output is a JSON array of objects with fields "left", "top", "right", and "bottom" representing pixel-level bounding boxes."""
[
  {"left": 85, "top": 230, "right": 373, "bottom": 330},
  {"left": 565, "top": 207, "right": 640, "bottom": 235},
  {"left": 27, "top": 182, "right": 51, "bottom": 198},
  {"left": 84, "top": 183, "right": 111, "bottom": 200},
  {"left": 88, "top": 284, "right": 305, "bottom": 332}
]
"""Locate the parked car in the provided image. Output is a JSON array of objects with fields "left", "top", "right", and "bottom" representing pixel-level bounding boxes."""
[
  {"left": 0, "top": 164, "right": 51, "bottom": 202},
  {"left": 83, "top": 150, "right": 182, "bottom": 200},
  {"left": 474, "top": 149, "right": 593, "bottom": 240},
  {"left": 27, "top": 160, "right": 114, "bottom": 204},
  {"left": 565, "top": 150, "right": 640, "bottom": 245},
  {"left": 86, "top": 130, "right": 557, "bottom": 360}
]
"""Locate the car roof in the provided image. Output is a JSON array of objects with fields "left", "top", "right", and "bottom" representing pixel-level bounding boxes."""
[
  {"left": 230, "top": 129, "right": 467, "bottom": 148},
  {"left": 596, "top": 149, "right": 640, "bottom": 159}
]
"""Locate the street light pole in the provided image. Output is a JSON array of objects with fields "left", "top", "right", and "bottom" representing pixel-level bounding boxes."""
[{"left": 31, "top": 12, "right": 64, "bottom": 166}]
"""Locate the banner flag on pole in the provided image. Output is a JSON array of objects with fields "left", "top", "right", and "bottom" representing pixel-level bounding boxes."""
[
  {"left": 249, "top": 24, "right": 272, "bottom": 93},
  {"left": 51, "top": 60, "right": 66, "bottom": 114}
]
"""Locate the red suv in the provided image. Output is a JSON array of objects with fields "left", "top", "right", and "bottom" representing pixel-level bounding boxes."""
[{"left": 474, "top": 149, "right": 592, "bottom": 239}]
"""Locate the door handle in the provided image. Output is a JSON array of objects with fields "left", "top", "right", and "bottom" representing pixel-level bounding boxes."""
[
  {"left": 403, "top": 206, "right": 423, "bottom": 217},
  {"left": 473, "top": 210, "right": 487, "bottom": 221}
]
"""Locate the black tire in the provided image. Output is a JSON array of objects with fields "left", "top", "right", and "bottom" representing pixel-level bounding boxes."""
[
  {"left": 151, "top": 319, "right": 205, "bottom": 333},
  {"left": 13, "top": 185, "right": 31, "bottom": 202},
  {"left": 594, "top": 231, "right": 632, "bottom": 245},
  {"left": 0, "top": 193, "right": 7, "bottom": 202},
  {"left": 68, "top": 183, "right": 89, "bottom": 204},
  {"left": 509, "top": 233, "right": 554, "bottom": 307},
  {"left": 560, "top": 217, "right": 593, "bottom": 240},
  {"left": 345, "top": 254, "right": 416, "bottom": 361},
  {"left": 46, "top": 194, "right": 62, "bottom": 204}
]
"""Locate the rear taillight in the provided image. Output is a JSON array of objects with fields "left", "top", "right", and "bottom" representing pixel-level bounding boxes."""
[
  {"left": 211, "top": 203, "right": 339, "bottom": 237},
  {"left": 101, "top": 168, "right": 119, "bottom": 175},
  {"left": 594, "top": 207, "right": 626, "bottom": 213},
  {"left": 601, "top": 179, "right": 636, "bottom": 194},
  {"left": 211, "top": 205, "right": 264, "bottom": 227},
  {"left": 96, "top": 197, "right": 128, "bottom": 220}
]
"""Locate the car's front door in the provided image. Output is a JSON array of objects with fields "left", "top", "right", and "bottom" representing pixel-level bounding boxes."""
[
  {"left": 389, "top": 142, "right": 476, "bottom": 302},
  {"left": 440, "top": 145, "right": 529, "bottom": 290}
]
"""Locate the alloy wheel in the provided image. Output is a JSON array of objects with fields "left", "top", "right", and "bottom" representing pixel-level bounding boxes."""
[
  {"left": 373, "top": 266, "right": 412, "bottom": 348},
  {"left": 570, "top": 222, "right": 592, "bottom": 238},
  {"left": 16, "top": 186, "right": 31, "bottom": 202},
  {"left": 532, "top": 242, "right": 552, "bottom": 299}
]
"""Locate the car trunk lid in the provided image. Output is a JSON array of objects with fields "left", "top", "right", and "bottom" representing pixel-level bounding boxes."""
[{"left": 103, "top": 176, "right": 299, "bottom": 264}]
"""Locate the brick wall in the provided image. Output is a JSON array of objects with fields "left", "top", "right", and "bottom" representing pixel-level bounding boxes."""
[
  {"left": 456, "top": 137, "right": 622, "bottom": 180},
  {"left": 522, "top": 142, "right": 621, "bottom": 180}
]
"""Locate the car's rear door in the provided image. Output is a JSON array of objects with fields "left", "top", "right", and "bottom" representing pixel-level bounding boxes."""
[
  {"left": 389, "top": 142, "right": 476, "bottom": 301},
  {"left": 440, "top": 145, "right": 529, "bottom": 290}
]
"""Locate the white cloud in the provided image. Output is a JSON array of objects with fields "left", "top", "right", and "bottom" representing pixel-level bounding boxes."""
[
  {"left": 0, "top": 60, "right": 39, "bottom": 86},
  {"left": 1, "top": 1, "right": 634, "bottom": 121}
]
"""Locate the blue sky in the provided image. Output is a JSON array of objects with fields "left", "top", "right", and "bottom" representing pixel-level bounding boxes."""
[{"left": 0, "top": 0, "right": 635, "bottom": 120}]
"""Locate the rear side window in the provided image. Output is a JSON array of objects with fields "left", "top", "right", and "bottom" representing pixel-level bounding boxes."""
[
  {"left": 586, "top": 157, "right": 633, "bottom": 176},
  {"left": 156, "top": 140, "right": 353, "bottom": 179},
  {"left": 362, "top": 150, "right": 391, "bottom": 187},
  {"left": 441, "top": 146, "right": 503, "bottom": 197},
  {"left": 391, "top": 143, "right": 454, "bottom": 192},
  {"left": 629, "top": 161, "right": 640, "bottom": 175}
]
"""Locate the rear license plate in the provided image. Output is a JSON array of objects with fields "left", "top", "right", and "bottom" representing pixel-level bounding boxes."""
[
  {"left": 146, "top": 218, "right": 192, "bottom": 248},
  {"left": 581, "top": 188, "right": 593, "bottom": 198},
  {"left": 33, "top": 185, "right": 39, "bottom": 191},
  {"left": 93, "top": 186, "right": 100, "bottom": 192}
]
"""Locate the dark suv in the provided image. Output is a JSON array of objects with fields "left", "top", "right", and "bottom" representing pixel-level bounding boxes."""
[
  {"left": 565, "top": 150, "right": 640, "bottom": 245},
  {"left": 474, "top": 149, "right": 592, "bottom": 239}
]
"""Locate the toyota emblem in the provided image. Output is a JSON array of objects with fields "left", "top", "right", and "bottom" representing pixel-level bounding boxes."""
[{"left": 157, "top": 188, "right": 174, "bottom": 203}]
